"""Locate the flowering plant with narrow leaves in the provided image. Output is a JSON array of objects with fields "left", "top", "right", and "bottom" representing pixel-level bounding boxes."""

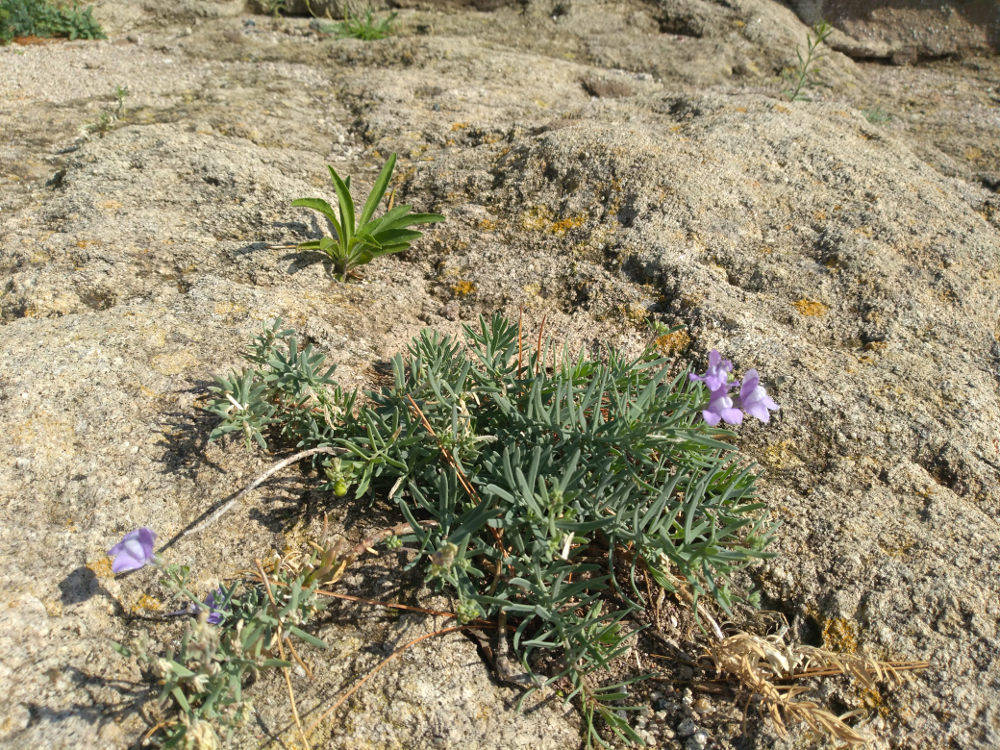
[
  {"left": 291, "top": 153, "right": 443, "bottom": 282},
  {"left": 205, "top": 314, "right": 780, "bottom": 747}
]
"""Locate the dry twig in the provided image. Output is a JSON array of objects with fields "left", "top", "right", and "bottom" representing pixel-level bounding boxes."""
[{"left": 182, "top": 446, "right": 345, "bottom": 538}]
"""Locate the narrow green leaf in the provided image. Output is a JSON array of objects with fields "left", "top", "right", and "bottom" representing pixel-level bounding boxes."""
[
  {"left": 359, "top": 153, "right": 396, "bottom": 225},
  {"left": 327, "top": 166, "right": 355, "bottom": 243}
]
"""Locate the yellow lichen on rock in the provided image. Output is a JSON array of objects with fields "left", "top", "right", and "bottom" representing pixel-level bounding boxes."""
[
  {"left": 792, "top": 298, "right": 829, "bottom": 317},
  {"left": 152, "top": 349, "right": 200, "bottom": 376},
  {"left": 521, "top": 205, "right": 586, "bottom": 235},
  {"left": 654, "top": 329, "right": 690, "bottom": 355},
  {"left": 761, "top": 440, "right": 803, "bottom": 469},
  {"left": 86, "top": 557, "right": 113, "bottom": 579},
  {"left": 821, "top": 617, "right": 859, "bottom": 654},
  {"left": 132, "top": 594, "right": 163, "bottom": 614}
]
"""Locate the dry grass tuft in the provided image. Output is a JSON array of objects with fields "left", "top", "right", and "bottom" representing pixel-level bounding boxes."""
[{"left": 707, "top": 629, "right": 929, "bottom": 748}]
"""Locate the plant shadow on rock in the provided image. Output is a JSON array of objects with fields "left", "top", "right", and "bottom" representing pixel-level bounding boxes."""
[
  {"left": 58, "top": 565, "right": 104, "bottom": 607},
  {"left": 21, "top": 665, "right": 153, "bottom": 739},
  {"left": 154, "top": 381, "right": 228, "bottom": 482}
]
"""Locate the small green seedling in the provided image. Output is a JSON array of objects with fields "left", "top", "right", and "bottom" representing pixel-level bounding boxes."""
[
  {"left": 113, "top": 84, "right": 129, "bottom": 117},
  {"left": 262, "top": 0, "right": 285, "bottom": 19},
  {"left": 783, "top": 20, "right": 832, "bottom": 102},
  {"left": 86, "top": 84, "right": 130, "bottom": 137},
  {"left": 862, "top": 106, "right": 891, "bottom": 124},
  {"left": 333, "top": 6, "right": 396, "bottom": 40},
  {"left": 291, "top": 154, "right": 443, "bottom": 282},
  {"left": 311, "top": 3, "right": 396, "bottom": 40}
]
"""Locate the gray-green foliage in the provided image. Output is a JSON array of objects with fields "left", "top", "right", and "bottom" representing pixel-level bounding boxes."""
[
  {"left": 291, "top": 153, "right": 443, "bottom": 282},
  {"left": 0, "top": 0, "right": 104, "bottom": 42},
  {"left": 116, "top": 552, "right": 336, "bottom": 748},
  {"left": 783, "top": 20, "right": 832, "bottom": 101},
  {"left": 209, "top": 314, "right": 773, "bottom": 746}
]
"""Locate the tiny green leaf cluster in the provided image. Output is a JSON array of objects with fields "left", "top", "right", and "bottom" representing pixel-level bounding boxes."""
[
  {"left": 209, "top": 314, "right": 774, "bottom": 746},
  {"left": 314, "top": 5, "right": 397, "bottom": 40},
  {"left": 0, "top": 0, "right": 104, "bottom": 42},
  {"left": 783, "top": 20, "right": 832, "bottom": 102},
  {"left": 291, "top": 153, "right": 443, "bottom": 282}
]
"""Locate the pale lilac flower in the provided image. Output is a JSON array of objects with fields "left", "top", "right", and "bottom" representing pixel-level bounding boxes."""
[
  {"left": 738, "top": 369, "right": 780, "bottom": 423},
  {"left": 689, "top": 350, "right": 735, "bottom": 393},
  {"left": 702, "top": 391, "right": 744, "bottom": 427},
  {"left": 107, "top": 527, "right": 156, "bottom": 573},
  {"left": 203, "top": 588, "right": 229, "bottom": 625}
]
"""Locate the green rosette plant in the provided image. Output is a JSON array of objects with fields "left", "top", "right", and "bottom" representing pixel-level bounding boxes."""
[{"left": 291, "top": 153, "right": 443, "bottom": 282}]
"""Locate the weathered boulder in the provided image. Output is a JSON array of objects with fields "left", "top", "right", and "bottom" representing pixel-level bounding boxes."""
[{"left": 786, "top": 0, "right": 1000, "bottom": 62}]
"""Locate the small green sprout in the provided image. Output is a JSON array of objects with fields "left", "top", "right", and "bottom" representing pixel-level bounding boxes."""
[
  {"left": 783, "top": 20, "right": 832, "bottom": 102},
  {"left": 317, "top": 4, "right": 397, "bottom": 40},
  {"left": 262, "top": 0, "right": 285, "bottom": 19},
  {"left": 291, "top": 154, "right": 443, "bottom": 282},
  {"left": 113, "top": 84, "right": 129, "bottom": 118},
  {"left": 86, "top": 84, "right": 131, "bottom": 137},
  {"left": 863, "top": 106, "right": 891, "bottom": 124}
]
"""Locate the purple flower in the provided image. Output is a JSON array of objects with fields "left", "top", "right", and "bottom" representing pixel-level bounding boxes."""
[
  {"left": 689, "top": 350, "right": 735, "bottom": 393},
  {"left": 107, "top": 527, "right": 156, "bottom": 573},
  {"left": 738, "top": 369, "right": 780, "bottom": 423},
  {"left": 702, "top": 391, "right": 744, "bottom": 427},
  {"left": 203, "top": 588, "right": 229, "bottom": 625}
]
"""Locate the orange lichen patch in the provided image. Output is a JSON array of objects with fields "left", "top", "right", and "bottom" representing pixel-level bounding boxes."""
[
  {"left": 858, "top": 683, "right": 892, "bottom": 718},
  {"left": 449, "top": 121, "right": 469, "bottom": 131},
  {"left": 152, "top": 349, "right": 199, "bottom": 376},
  {"left": 654, "top": 329, "right": 691, "bottom": 355},
  {"left": 761, "top": 440, "right": 803, "bottom": 469},
  {"left": 477, "top": 217, "right": 498, "bottom": 231},
  {"left": 76, "top": 240, "right": 95, "bottom": 248},
  {"left": 879, "top": 535, "right": 916, "bottom": 560},
  {"left": 214, "top": 301, "right": 247, "bottom": 318},
  {"left": 621, "top": 303, "right": 648, "bottom": 325},
  {"left": 451, "top": 279, "right": 476, "bottom": 297},
  {"left": 821, "top": 617, "right": 859, "bottom": 654},
  {"left": 132, "top": 594, "right": 163, "bottom": 614},
  {"left": 551, "top": 215, "right": 585, "bottom": 233},
  {"left": 964, "top": 146, "right": 983, "bottom": 162},
  {"left": 773, "top": 104, "right": 791, "bottom": 114},
  {"left": 792, "top": 298, "right": 828, "bottom": 317},
  {"left": 87, "top": 557, "right": 113, "bottom": 579},
  {"left": 521, "top": 206, "right": 587, "bottom": 235},
  {"left": 813, "top": 210, "right": 827, "bottom": 222}
]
